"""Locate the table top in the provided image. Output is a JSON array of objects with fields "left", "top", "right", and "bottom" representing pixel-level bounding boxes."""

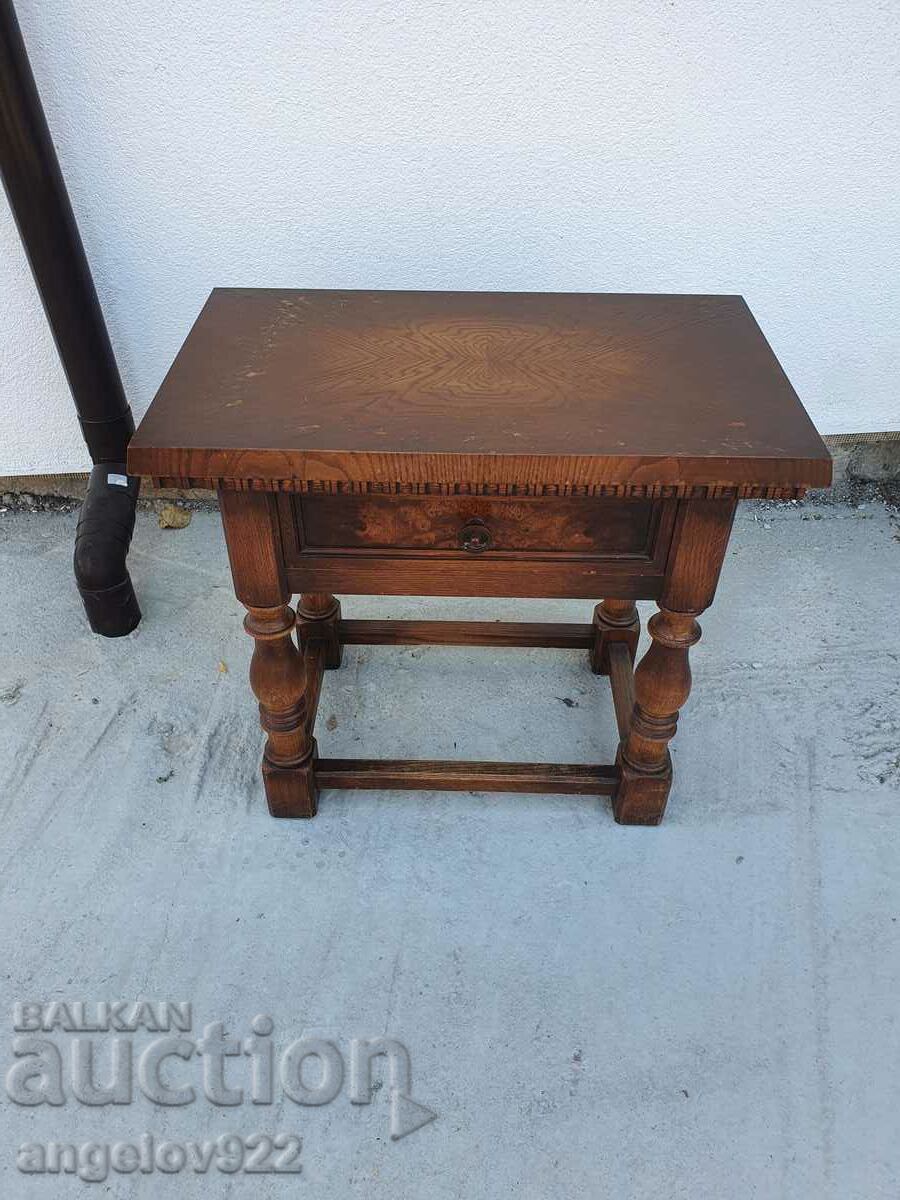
[{"left": 128, "top": 289, "right": 831, "bottom": 497}]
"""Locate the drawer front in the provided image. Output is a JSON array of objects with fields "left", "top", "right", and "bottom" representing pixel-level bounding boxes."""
[{"left": 290, "top": 494, "right": 667, "bottom": 559}]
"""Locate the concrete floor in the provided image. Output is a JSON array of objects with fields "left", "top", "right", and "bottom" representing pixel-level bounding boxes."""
[{"left": 0, "top": 497, "right": 898, "bottom": 1198}]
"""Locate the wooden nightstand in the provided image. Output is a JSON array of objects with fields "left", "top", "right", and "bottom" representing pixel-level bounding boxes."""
[{"left": 129, "top": 290, "right": 831, "bottom": 824}]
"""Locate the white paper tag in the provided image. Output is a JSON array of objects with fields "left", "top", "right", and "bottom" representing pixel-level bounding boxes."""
[{"left": 107, "top": 473, "right": 128, "bottom": 487}]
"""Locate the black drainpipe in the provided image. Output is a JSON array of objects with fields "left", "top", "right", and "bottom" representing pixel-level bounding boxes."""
[{"left": 0, "top": 0, "right": 140, "bottom": 636}]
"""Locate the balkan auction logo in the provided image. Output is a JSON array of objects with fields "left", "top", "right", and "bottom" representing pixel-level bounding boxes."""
[{"left": 5, "top": 1000, "right": 437, "bottom": 1177}]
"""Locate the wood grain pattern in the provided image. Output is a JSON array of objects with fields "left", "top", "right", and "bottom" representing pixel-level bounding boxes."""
[
  {"left": 130, "top": 292, "right": 830, "bottom": 825},
  {"left": 615, "top": 609, "right": 699, "bottom": 825},
  {"left": 315, "top": 759, "right": 618, "bottom": 796},
  {"left": 218, "top": 487, "right": 286, "bottom": 608},
  {"left": 301, "top": 641, "right": 325, "bottom": 737},
  {"left": 590, "top": 597, "right": 641, "bottom": 674},
  {"left": 608, "top": 643, "right": 637, "bottom": 739},
  {"left": 296, "top": 493, "right": 657, "bottom": 556},
  {"left": 219, "top": 488, "right": 317, "bottom": 817},
  {"left": 277, "top": 492, "right": 677, "bottom": 599},
  {"left": 662, "top": 497, "right": 738, "bottom": 612},
  {"left": 613, "top": 497, "right": 736, "bottom": 824},
  {"left": 283, "top": 555, "right": 666, "bottom": 600},
  {"left": 129, "top": 290, "right": 831, "bottom": 493},
  {"left": 338, "top": 619, "right": 595, "bottom": 649},
  {"left": 296, "top": 591, "right": 343, "bottom": 669}
]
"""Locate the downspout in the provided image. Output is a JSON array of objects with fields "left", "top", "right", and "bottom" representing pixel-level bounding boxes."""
[{"left": 0, "top": 0, "right": 140, "bottom": 636}]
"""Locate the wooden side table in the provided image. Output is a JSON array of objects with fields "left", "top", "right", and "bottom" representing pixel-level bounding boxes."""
[{"left": 129, "top": 290, "right": 831, "bottom": 824}]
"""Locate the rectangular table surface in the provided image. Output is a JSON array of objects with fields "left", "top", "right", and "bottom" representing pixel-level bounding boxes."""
[{"left": 128, "top": 289, "right": 831, "bottom": 495}]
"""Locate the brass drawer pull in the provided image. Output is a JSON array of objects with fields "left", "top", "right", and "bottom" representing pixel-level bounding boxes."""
[{"left": 458, "top": 519, "right": 493, "bottom": 553}]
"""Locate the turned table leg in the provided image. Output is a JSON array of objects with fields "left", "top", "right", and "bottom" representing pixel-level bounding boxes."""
[
  {"left": 590, "top": 598, "right": 640, "bottom": 674},
  {"left": 297, "top": 592, "right": 343, "bottom": 669},
  {"left": 613, "top": 497, "right": 736, "bottom": 825},
  {"left": 219, "top": 489, "right": 317, "bottom": 817},
  {"left": 614, "top": 608, "right": 700, "bottom": 823}
]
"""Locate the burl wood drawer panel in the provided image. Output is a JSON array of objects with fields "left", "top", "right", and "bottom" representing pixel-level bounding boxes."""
[
  {"left": 295, "top": 494, "right": 665, "bottom": 557},
  {"left": 277, "top": 494, "right": 677, "bottom": 599}
]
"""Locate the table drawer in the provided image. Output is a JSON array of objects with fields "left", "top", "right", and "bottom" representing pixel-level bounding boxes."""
[{"left": 289, "top": 494, "right": 669, "bottom": 560}]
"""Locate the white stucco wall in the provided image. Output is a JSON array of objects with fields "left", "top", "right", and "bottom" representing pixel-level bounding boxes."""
[{"left": 1, "top": 0, "right": 898, "bottom": 476}]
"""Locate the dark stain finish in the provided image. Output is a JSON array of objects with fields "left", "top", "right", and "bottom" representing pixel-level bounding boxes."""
[
  {"left": 129, "top": 289, "right": 831, "bottom": 494},
  {"left": 130, "top": 290, "right": 831, "bottom": 825}
]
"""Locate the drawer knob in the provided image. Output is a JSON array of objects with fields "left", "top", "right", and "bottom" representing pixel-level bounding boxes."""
[{"left": 459, "top": 519, "right": 493, "bottom": 553}]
